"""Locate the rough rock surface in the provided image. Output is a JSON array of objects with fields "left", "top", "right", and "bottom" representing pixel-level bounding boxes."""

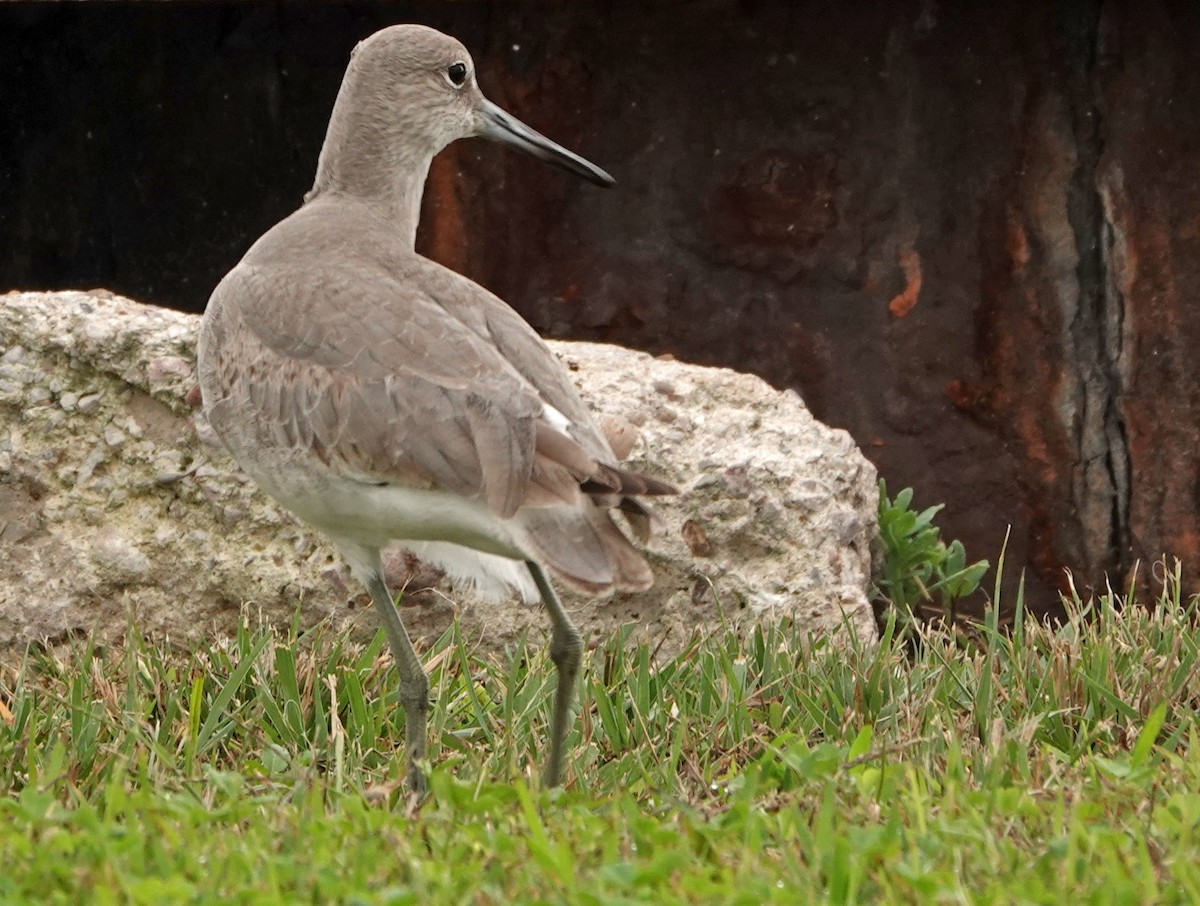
[{"left": 0, "top": 291, "right": 878, "bottom": 655}]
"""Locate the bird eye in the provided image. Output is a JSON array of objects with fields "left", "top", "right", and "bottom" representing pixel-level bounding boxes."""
[{"left": 446, "top": 61, "right": 468, "bottom": 88}]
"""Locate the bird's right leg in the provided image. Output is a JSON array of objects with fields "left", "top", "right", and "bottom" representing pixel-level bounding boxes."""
[
  {"left": 527, "top": 561, "right": 582, "bottom": 788},
  {"left": 363, "top": 566, "right": 430, "bottom": 797}
]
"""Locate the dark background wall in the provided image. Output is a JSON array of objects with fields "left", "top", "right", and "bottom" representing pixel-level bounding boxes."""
[{"left": 5, "top": 0, "right": 1200, "bottom": 616}]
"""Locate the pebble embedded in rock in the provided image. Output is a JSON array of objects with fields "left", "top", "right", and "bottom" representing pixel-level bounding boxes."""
[
  {"left": 92, "top": 530, "right": 152, "bottom": 581},
  {"left": 77, "top": 393, "right": 103, "bottom": 414}
]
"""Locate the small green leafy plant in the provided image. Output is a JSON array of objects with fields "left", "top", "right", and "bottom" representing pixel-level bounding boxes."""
[{"left": 874, "top": 480, "right": 990, "bottom": 625}]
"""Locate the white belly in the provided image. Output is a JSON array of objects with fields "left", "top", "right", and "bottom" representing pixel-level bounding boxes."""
[{"left": 215, "top": 431, "right": 537, "bottom": 603}]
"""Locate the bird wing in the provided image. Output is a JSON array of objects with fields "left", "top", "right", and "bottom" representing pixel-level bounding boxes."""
[
  {"left": 419, "top": 263, "right": 615, "bottom": 461},
  {"left": 205, "top": 248, "right": 628, "bottom": 520}
]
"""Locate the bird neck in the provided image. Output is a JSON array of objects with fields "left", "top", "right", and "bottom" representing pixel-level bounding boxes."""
[{"left": 307, "top": 90, "right": 435, "bottom": 249}]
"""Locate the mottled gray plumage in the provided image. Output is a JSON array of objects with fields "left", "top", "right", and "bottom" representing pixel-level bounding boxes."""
[{"left": 196, "top": 24, "right": 672, "bottom": 794}]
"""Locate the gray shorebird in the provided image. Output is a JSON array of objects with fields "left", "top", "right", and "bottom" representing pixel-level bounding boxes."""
[{"left": 196, "top": 24, "right": 673, "bottom": 794}]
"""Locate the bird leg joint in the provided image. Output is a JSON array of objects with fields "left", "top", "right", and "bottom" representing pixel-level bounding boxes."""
[
  {"left": 549, "top": 628, "right": 583, "bottom": 674},
  {"left": 398, "top": 673, "right": 431, "bottom": 714}
]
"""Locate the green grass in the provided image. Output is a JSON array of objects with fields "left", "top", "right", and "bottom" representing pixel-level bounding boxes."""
[{"left": 4, "top": 565, "right": 1200, "bottom": 904}]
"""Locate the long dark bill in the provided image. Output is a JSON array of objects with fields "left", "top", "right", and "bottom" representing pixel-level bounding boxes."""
[{"left": 477, "top": 99, "right": 615, "bottom": 188}]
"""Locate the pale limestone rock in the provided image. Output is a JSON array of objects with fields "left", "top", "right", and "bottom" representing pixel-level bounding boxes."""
[{"left": 0, "top": 290, "right": 879, "bottom": 654}]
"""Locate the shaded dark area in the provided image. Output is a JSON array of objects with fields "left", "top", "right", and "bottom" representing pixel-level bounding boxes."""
[{"left": 5, "top": 0, "right": 1200, "bottom": 618}]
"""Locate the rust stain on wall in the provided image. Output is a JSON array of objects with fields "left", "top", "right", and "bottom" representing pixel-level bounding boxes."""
[
  {"left": 419, "top": 146, "right": 470, "bottom": 276},
  {"left": 887, "top": 247, "right": 922, "bottom": 319}
]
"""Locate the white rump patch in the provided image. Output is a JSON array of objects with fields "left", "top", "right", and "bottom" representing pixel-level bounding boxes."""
[
  {"left": 543, "top": 403, "right": 573, "bottom": 433},
  {"left": 401, "top": 541, "right": 539, "bottom": 604}
]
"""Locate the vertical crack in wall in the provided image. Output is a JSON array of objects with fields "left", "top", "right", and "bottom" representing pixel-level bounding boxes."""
[
  {"left": 1099, "top": 190, "right": 1131, "bottom": 571},
  {"left": 1062, "top": 0, "right": 1130, "bottom": 579}
]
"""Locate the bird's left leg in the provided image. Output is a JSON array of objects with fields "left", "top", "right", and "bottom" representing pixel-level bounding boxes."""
[{"left": 345, "top": 545, "right": 430, "bottom": 798}]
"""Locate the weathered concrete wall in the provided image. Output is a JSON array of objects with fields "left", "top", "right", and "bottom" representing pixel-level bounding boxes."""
[{"left": 4, "top": 1, "right": 1200, "bottom": 612}]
